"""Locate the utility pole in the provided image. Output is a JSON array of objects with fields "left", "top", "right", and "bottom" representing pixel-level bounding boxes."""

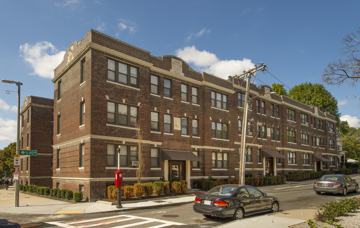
[
  {"left": 1, "top": 79, "right": 23, "bottom": 207},
  {"left": 233, "top": 64, "right": 266, "bottom": 185}
]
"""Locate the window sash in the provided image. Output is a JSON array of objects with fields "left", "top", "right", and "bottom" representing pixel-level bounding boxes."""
[
  {"left": 181, "top": 117, "right": 188, "bottom": 135},
  {"left": 164, "top": 114, "right": 172, "bottom": 133},
  {"left": 107, "top": 59, "right": 138, "bottom": 87},
  {"left": 192, "top": 119, "right": 199, "bottom": 136},
  {"left": 151, "top": 112, "right": 159, "bottom": 131},
  {"left": 79, "top": 144, "right": 85, "bottom": 167},
  {"left": 151, "top": 148, "right": 160, "bottom": 167},
  {"left": 163, "top": 79, "right": 172, "bottom": 97},
  {"left": 150, "top": 75, "right": 159, "bottom": 94},
  {"left": 192, "top": 151, "right": 200, "bottom": 168}
]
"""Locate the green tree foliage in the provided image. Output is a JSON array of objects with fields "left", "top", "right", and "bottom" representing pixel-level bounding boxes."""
[
  {"left": 271, "top": 83, "right": 287, "bottom": 96},
  {"left": 339, "top": 121, "right": 351, "bottom": 136},
  {"left": 341, "top": 128, "right": 360, "bottom": 160},
  {"left": 288, "top": 83, "right": 339, "bottom": 117},
  {"left": 0, "top": 142, "right": 16, "bottom": 178}
]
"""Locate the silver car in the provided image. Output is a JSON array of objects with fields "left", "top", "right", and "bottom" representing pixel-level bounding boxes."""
[{"left": 313, "top": 174, "right": 359, "bottom": 196}]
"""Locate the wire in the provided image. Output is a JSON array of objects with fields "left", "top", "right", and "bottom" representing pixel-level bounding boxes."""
[{"left": 265, "top": 70, "right": 292, "bottom": 90}]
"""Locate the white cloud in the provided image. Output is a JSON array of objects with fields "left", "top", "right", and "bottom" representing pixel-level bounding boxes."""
[
  {"left": 338, "top": 99, "right": 348, "bottom": 107},
  {"left": 0, "top": 99, "right": 17, "bottom": 113},
  {"left": 54, "top": 0, "right": 81, "bottom": 8},
  {"left": 176, "top": 46, "right": 254, "bottom": 79},
  {"left": 0, "top": 117, "right": 16, "bottom": 142},
  {"left": 117, "top": 19, "right": 136, "bottom": 34},
  {"left": 19, "top": 41, "right": 65, "bottom": 79},
  {"left": 340, "top": 115, "right": 360, "bottom": 128},
  {"left": 186, "top": 28, "right": 211, "bottom": 41}
]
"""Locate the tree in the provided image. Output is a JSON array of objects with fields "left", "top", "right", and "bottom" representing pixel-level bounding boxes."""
[
  {"left": 339, "top": 120, "right": 351, "bottom": 136},
  {"left": 341, "top": 128, "right": 360, "bottom": 161},
  {"left": 323, "top": 28, "right": 360, "bottom": 85},
  {"left": 271, "top": 83, "right": 287, "bottom": 96},
  {"left": 0, "top": 142, "right": 16, "bottom": 178},
  {"left": 288, "top": 83, "right": 339, "bottom": 117}
]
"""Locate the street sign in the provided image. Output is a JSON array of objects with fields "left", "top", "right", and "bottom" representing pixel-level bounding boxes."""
[
  {"left": 14, "top": 157, "right": 20, "bottom": 167},
  {"left": 19, "top": 149, "right": 38, "bottom": 156},
  {"left": 13, "top": 173, "right": 19, "bottom": 181}
]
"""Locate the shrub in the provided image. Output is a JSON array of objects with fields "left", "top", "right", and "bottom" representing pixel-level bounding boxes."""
[
  {"left": 65, "top": 190, "right": 73, "bottom": 200},
  {"left": 133, "top": 183, "right": 144, "bottom": 198},
  {"left": 180, "top": 180, "right": 187, "bottom": 193},
  {"left": 163, "top": 182, "right": 170, "bottom": 195},
  {"left": 124, "top": 186, "right": 134, "bottom": 199},
  {"left": 73, "top": 192, "right": 83, "bottom": 202},
  {"left": 107, "top": 185, "right": 117, "bottom": 200},
  {"left": 171, "top": 181, "right": 182, "bottom": 193},
  {"left": 43, "top": 187, "right": 50, "bottom": 196},
  {"left": 143, "top": 182, "right": 154, "bottom": 196},
  {"left": 317, "top": 198, "right": 360, "bottom": 222},
  {"left": 153, "top": 182, "right": 164, "bottom": 196}
]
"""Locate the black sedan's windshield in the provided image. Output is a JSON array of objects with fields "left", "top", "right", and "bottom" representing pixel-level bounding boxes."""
[{"left": 208, "top": 186, "right": 238, "bottom": 196}]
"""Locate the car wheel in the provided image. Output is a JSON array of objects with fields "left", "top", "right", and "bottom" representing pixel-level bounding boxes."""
[
  {"left": 342, "top": 188, "right": 348, "bottom": 196},
  {"left": 315, "top": 191, "right": 322, "bottom": 195},
  {"left": 233, "top": 208, "right": 245, "bottom": 220},
  {"left": 355, "top": 185, "right": 359, "bottom": 193},
  {"left": 271, "top": 202, "right": 280, "bottom": 212}
]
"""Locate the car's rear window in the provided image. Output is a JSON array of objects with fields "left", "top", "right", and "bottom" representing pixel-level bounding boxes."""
[
  {"left": 208, "top": 186, "right": 237, "bottom": 196},
  {"left": 320, "top": 175, "right": 342, "bottom": 182}
]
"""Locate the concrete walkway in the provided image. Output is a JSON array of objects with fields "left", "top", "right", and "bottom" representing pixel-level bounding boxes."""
[
  {"left": 218, "top": 209, "right": 317, "bottom": 228},
  {"left": 0, "top": 189, "right": 195, "bottom": 215}
]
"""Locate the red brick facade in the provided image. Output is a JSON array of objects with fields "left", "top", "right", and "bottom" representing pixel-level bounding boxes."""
[
  {"left": 52, "top": 30, "right": 339, "bottom": 201},
  {"left": 19, "top": 96, "right": 53, "bottom": 187}
]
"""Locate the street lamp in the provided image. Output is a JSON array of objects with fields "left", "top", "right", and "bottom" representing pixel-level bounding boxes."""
[{"left": 1, "top": 79, "right": 22, "bottom": 207}]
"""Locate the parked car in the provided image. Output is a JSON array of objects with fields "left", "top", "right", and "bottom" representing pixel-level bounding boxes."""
[
  {"left": 193, "top": 184, "right": 279, "bottom": 219},
  {"left": 313, "top": 174, "right": 359, "bottom": 196}
]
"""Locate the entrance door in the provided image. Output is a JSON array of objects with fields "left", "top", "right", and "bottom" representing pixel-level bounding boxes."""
[
  {"left": 265, "top": 157, "right": 274, "bottom": 176},
  {"left": 316, "top": 161, "right": 321, "bottom": 171},
  {"left": 169, "top": 161, "right": 185, "bottom": 181}
]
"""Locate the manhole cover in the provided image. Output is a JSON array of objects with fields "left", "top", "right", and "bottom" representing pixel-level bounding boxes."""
[
  {"left": 162, "top": 214, "right": 179, "bottom": 218},
  {"left": 154, "top": 200, "right": 166, "bottom": 203}
]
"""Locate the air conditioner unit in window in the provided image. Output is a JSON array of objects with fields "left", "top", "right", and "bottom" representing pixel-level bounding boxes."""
[{"left": 131, "top": 161, "right": 139, "bottom": 167}]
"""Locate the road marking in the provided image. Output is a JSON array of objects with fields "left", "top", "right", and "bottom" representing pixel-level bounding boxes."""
[
  {"left": 47, "top": 214, "right": 184, "bottom": 228},
  {"left": 113, "top": 220, "right": 153, "bottom": 228},
  {"left": 274, "top": 185, "right": 308, "bottom": 190},
  {"left": 82, "top": 217, "right": 136, "bottom": 227}
]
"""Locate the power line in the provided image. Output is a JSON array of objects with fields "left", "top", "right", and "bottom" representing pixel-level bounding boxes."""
[{"left": 266, "top": 70, "right": 292, "bottom": 90}]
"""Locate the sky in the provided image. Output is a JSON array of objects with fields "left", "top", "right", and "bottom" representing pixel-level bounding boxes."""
[{"left": 0, "top": 0, "right": 359, "bottom": 149}]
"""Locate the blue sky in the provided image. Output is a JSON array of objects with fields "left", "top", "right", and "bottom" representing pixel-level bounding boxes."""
[{"left": 0, "top": 0, "right": 359, "bottom": 149}]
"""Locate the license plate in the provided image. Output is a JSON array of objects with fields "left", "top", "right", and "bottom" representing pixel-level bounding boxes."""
[{"left": 204, "top": 200, "right": 212, "bottom": 205}]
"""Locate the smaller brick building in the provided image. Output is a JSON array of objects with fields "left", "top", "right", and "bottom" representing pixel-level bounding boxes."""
[{"left": 19, "top": 96, "right": 53, "bottom": 187}]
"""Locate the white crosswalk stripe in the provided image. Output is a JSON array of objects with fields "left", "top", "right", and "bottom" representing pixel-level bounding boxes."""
[{"left": 47, "top": 214, "right": 184, "bottom": 228}]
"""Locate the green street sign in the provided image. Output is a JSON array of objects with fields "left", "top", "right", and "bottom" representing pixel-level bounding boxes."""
[{"left": 19, "top": 150, "right": 38, "bottom": 156}]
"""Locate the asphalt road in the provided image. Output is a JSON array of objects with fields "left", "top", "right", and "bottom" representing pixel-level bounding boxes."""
[{"left": 2, "top": 175, "right": 360, "bottom": 228}]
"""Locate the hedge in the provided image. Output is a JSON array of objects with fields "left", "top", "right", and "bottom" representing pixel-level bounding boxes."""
[
  {"left": 19, "top": 184, "right": 83, "bottom": 202},
  {"left": 106, "top": 180, "right": 186, "bottom": 201},
  {"left": 317, "top": 198, "right": 360, "bottom": 222}
]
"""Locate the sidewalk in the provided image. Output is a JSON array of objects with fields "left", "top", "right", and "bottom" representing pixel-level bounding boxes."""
[
  {"left": 218, "top": 209, "right": 317, "bottom": 228},
  {"left": 0, "top": 189, "right": 194, "bottom": 215}
]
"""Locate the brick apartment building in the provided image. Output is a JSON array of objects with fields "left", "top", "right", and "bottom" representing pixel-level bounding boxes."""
[
  {"left": 19, "top": 96, "right": 53, "bottom": 187},
  {"left": 52, "top": 30, "right": 339, "bottom": 200}
]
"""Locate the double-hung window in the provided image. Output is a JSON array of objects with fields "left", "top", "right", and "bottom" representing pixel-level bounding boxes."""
[
  {"left": 288, "top": 152, "right": 296, "bottom": 164},
  {"left": 80, "top": 100, "right": 85, "bottom": 125},
  {"left": 164, "top": 114, "right": 172, "bottom": 133},
  {"left": 80, "top": 58, "right": 85, "bottom": 83},
  {"left": 212, "top": 152, "right": 228, "bottom": 168},
  {"left": 192, "top": 119, "right": 199, "bottom": 136},
  {"left": 271, "top": 104, "right": 280, "bottom": 117},
  {"left": 245, "top": 148, "right": 252, "bottom": 163},
  {"left": 256, "top": 100, "right": 266, "bottom": 114},
  {"left": 151, "top": 112, "right": 160, "bottom": 131},
  {"left": 57, "top": 80, "right": 62, "bottom": 100},
  {"left": 257, "top": 124, "right": 267, "bottom": 138},
  {"left": 181, "top": 117, "right": 188, "bottom": 135},
  {"left": 238, "top": 119, "right": 242, "bottom": 133},
  {"left": 107, "top": 59, "right": 138, "bottom": 87},
  {"left": 56, "top": 149, "right": 60, "bottom": 168},
  {"left": 287, "top": 109, "right": 296, "bottom": 121},
  {"left": 271, "top": 127, "right": 280, "bottom": 141},
  {"left": 211, "top": 91, "right": 228, "bottom": 110},
  {"left": 191, "top": 87, "right": 199, "bottom": 104},
  {"left": 181, "top": 84, "right": 188, "bottom": 102},
  {"left": 211, "top": 122, "right": 228, "bottom": 139},
  {"left": 163, "top": 78, "right": 172, "bottom": 97},
  {"left": 300, "top": 113, "right": 308, "bottom": 125},
  {"left": 109, "top": 144, "right": 138, "bottom": 167},
  {"left": 192, "top": 150, "right": 200, "bottom": 168},
  {"left": 150, "top": 75, "right": 159, "bottom": 95},
  {"left": 238, "top": 92, "right": 245, "bottom": 107},
  {"left": 151, "top": 148, "right": 160, "bottom": 168},
  {"left": 287, "top": 127, "right": 296, "bottom": 143},
  {"left": 303, "top": 153, "right": 310, "bottom": 165},
  {"left": 79, "top": 143, "right": 85, "bottom": 167},
  {"left": 107, "top": 102, "right": 138, "bottom": 127},
  {"left": 57, "top": 113, "right": 61, "bottom": 134}
]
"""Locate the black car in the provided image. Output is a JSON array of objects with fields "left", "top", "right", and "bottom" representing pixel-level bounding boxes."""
[
  {"left": 193, "top": 184, "right": 279, "bottom": 219},
  {"left": 313, "top": 174, "right": 359, "bottom": 196}
]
